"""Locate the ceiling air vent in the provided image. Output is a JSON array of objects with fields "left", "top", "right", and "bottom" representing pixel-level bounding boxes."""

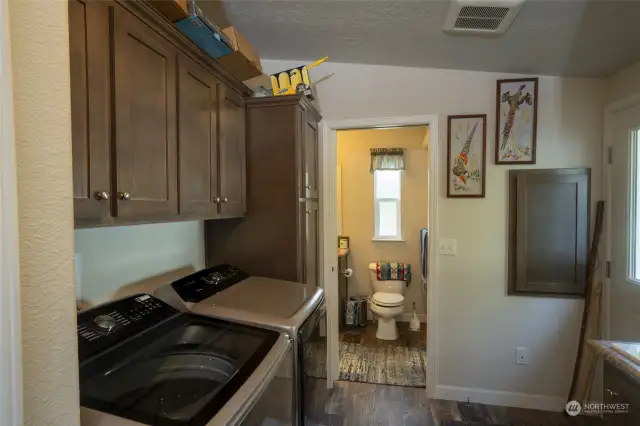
[{"left": 444, "top": 0, "right": 524, "bottom": 35}]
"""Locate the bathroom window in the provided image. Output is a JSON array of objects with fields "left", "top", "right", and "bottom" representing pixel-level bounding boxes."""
[{"left": 374, "top": 170, "right": 402, "bottom": 240}]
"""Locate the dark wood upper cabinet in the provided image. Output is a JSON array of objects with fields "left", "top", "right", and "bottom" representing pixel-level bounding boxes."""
[
  {"left": 205, "top": 95, "right": 321, "bottom": 285},
  {"left": 177, "top": 53, "right": 219, "bottom": 218},
  {"left": 508, "top": 168, "right": 590, "bottom": 296},
  {"left": 218, "top": 87, "right": 246, "bottom": 218},
  {"left": 69, "top": 0, "right": 112, "bottom": 226},
  {"left": 69, "top": 0, "right": 248, "bottom": 228},
  {"left": 112, "top": 4, "right": 178, "bottom": 220}
]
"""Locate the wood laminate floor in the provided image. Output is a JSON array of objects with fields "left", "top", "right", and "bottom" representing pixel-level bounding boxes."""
[
  {"left": 339, "top": 321, "right": 427, "bottom": 350},
  {"left": 306, "top": 380, "right": 602, "bottom": 426}
]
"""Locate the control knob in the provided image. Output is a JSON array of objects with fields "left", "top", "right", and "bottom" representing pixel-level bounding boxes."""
[{"left": 94, "top": 315, "right": 117, "bottom": 333}]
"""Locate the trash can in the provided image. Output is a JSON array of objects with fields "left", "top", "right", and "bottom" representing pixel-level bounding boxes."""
[{"left": 344, "top": 297, "right": 358, "bottom": 327}]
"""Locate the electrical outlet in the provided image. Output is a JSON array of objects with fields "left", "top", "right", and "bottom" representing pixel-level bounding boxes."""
[
  {"left": 439, "top": 238, "right": 457, "bottom": 255},
  {"left": 516, "top": 347, "right": 529, "bottom": 365}
]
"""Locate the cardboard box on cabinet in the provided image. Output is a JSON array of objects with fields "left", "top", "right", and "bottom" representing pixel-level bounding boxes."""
[
  {"left": 216, "top": 26, "right": 262, "bottom": 81},
  {"left": 244, "top": 74, "right": 272, "bottom": 97},
  {"left": 149, "top": 0, "right": 189, "bottom": 22}
]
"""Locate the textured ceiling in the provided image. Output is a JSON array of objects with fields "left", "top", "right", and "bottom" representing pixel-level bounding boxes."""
[{"left": 200, "top": 0, "right": 640, "bottom": 78}]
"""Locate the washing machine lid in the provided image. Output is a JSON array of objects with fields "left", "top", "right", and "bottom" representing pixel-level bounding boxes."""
[
  {"left": 207, "top": 276, "right": 315, "bottom": 318},
  {"left": 192, "top": 276, "right": 324, "bottom": 336},
  {"left": 165, "top": 265, "right": 324, "bottom": 335},
  {"left": 372, "top": 292, "right": 404, "bottom": 307}
]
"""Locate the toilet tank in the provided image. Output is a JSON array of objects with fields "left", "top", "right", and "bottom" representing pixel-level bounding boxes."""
[{"left": 368, "top": 263, "right": 407, "bottom": 295}]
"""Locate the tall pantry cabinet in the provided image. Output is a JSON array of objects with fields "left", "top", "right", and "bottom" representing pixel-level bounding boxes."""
[{"left": 205, "top": 95, "right": 322, "bottom": 286}]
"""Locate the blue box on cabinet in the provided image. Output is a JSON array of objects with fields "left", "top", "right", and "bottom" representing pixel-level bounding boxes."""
[{"left": 176, "top": 16, "right": 232, "bottom": 59}]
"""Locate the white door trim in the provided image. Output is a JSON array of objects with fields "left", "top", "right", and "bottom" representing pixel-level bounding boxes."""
[
  {"left": 320, "top": 114, "right": 440, "bottom": 396},
  {"left": 603, "top": 91, "right": 640, "bottom": 340},
  {"left": 0, "top": 0, "right": 24, "bottom": 424}
]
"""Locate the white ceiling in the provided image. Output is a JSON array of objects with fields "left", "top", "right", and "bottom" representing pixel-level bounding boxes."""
[{"left": 201, "top": 0, "right": 640, "bottom": 78}]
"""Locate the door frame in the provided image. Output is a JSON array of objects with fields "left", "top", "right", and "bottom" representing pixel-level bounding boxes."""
[
  {"left": 603, "top": 91, "right": 640, "bottom": 340},
  {"left": 320, "top": 114, "right": 440, "bottom": 395},
  {"left": 0, "top": 0, "right": 24, "bottom": 423}
]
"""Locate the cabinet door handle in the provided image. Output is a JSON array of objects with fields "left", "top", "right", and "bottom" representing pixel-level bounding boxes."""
[
  {"left": 306, "top": 210, "right": 312, "bottom": 215},
  {"left": 117, "top": 192, "right": 131, "bottom": 201},
  {"left": 306, "top": 185, "right": 312, "bottom": 190},
  {"left": 222, "top": 197, "right": 229, "bottom": 203},
  {"left": 94, "top": 191, "right": 110, "bottom": 201},
  {"left": 214, "top": 197, "right": 221, "bottom": 203},
  {"left": 605, "top": 388, "right": 619, "bottom": 397}
]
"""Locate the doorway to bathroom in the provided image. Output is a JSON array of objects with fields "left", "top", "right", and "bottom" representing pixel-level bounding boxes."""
[{"left": 320, "top": 115, "right": 439, "bottom": 394}]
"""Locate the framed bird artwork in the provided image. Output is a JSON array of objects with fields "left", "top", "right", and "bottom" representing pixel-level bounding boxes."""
[
  {"left": 495, "top": 78, "right": 538, "bottom": 164},
  {"left": 447, "top": 114, "right": 487, "bottom": 198}
]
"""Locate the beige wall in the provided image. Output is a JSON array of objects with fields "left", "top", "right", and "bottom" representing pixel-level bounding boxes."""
[
  {"left": 264, "top": 59, "right": 603, "bottom": 404},
  {"left": 9, "top": 0, "right": 80, "bottom": 424},
  {"left": 337, "top": 126, "right": 429, "bottom": 316},
  {"left": 605, "top": 61, "right": 640, "bottom": 104}
]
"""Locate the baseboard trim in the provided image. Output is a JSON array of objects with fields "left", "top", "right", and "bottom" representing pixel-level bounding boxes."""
[
  {"left": 399, "top": 313, "right": 426, "bottom": 323},
  {"left": 435, "top": 385, "right": 566, "bottom": 412}
]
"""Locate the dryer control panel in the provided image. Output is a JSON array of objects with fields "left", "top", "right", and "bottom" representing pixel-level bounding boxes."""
[{"left": 171, "top": 264, "right": 249, "bottom": 303}]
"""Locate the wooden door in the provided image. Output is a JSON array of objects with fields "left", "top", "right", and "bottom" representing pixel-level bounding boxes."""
[
  {"left": 69, "top": 0, "right": 112, "bottom": 225},
  {"left": 177, "top": 53, "right": 219, "bottom": 218},
  {"left": 302, "top": 111, "right": 319, "bottom": 199},
  {"left": 218, "top": 87, "right": 246, "bottom": 217},
  {"left": 302, "top": 200, "right": 319, "bottom": 287},
  {"left": 610, "top": 103, "right": 640, "bottom": 341},
  {"left": 112, "top": 4, "right": 178, "bottom": 220},
  {"left": 338, "top": 255, "right": 348, "bottom": 330}
]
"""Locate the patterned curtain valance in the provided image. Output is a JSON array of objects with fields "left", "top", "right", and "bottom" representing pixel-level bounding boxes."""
[{"left": 370, "top": 148, "right": 405, "bottom": 172}]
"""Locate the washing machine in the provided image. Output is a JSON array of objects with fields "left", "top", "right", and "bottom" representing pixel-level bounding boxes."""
[{"left": 154, "top": 264, "right": 327, "bottom": 426}]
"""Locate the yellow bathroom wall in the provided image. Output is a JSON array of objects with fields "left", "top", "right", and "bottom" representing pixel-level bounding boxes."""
[{"left": 337, "top": 126, "right": 429, "bottom": 317}]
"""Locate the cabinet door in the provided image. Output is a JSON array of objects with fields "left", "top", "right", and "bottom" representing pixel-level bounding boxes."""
[
  {"left": 604, "top": 361, "right": 640, "bottom": 425},
  {"left": 302, "top": 111, "right": 319, "bottom": 199},
  {"left": 69, "top": 0, "right": 111, "bottom": 225},
  {"left": 302, "top": 200, "right": 319, "bottom": 287},
  {"left": 177, "top": 53, "right": 219, "bottom": 218},
  {"left": 219, "top": 87, "right": 246, "bottom": 217},
  {"left": 508, "top": 168, "right": 590, "bottom": 296},
  {"left": 112, "top": 4, "right": 178, "bottom": 220}
]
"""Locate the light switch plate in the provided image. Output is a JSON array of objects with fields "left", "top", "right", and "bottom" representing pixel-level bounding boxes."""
[{"left": 439, "top": 238, "right": 457, "bottom": 256}]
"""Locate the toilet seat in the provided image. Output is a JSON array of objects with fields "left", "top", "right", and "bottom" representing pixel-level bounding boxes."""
[{"left": 372, "top": 292, "right": 404, "bottom": 307}]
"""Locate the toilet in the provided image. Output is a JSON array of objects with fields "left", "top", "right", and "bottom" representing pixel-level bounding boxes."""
[{"left": 368, "top": 263, "right": 406, "bottom": 340}]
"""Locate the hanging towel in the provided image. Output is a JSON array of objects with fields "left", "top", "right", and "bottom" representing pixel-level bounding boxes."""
[
  {"left": 420, "top": 228, "right": 428, "bottom": 292},
  {"left": 376, "top": 262, "right": 411, "bottom": 284}
]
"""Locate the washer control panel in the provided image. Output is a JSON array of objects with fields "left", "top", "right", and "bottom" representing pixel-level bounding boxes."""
[{"left": 77, "top": 294, "right": 178, "bottom": 362}]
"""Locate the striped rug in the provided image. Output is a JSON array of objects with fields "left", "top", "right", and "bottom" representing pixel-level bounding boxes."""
[{"left": 338, "top": 342, "right": 427, "bottom": 387}]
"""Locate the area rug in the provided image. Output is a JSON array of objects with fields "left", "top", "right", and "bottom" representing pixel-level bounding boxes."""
[{"left": 337, "top": 342, "right": 427, "bottom": 387}]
